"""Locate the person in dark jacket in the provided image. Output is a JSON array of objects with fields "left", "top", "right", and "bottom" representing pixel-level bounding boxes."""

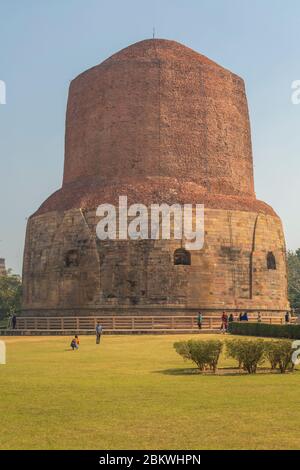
[
  {"left": 285, "top": 311, "right": 290, "bottom": 323},
  {"left": 12, "top": 315, "right": 17, "bottom": 329}
]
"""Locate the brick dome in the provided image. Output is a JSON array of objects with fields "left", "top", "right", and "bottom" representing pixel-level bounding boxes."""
[
  {"left": 64, "top": 39, "right": 254, "bottom": 193},
  {"left": 36, "top": 39, "right": 276, "bottom": 216}
]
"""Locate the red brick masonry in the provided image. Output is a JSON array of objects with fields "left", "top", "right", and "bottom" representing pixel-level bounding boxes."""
[{"left": 22, "top": 39, "right": 289, "bottom": 317}]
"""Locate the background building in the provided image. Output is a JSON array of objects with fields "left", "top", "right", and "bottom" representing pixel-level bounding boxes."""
[{"left": 0, "top": 258, "right": 6, "bottom": 276}]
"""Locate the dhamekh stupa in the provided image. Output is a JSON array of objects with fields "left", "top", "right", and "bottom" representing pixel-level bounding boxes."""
[{"left": 22, "top": 39, "right": 289, "bottom": 318}]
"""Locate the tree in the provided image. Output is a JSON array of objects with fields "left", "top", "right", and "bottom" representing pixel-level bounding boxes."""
[
  {"left": 0, "top": 270, "right": 22, "bottom": 321},
  {"left": 287, "top": 249, "right": 300, "bottom": 310}
]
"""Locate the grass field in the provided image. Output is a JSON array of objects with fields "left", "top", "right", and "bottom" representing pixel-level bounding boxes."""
[{"left": 0, "top": 334, "right": 300, "bottom": 450}]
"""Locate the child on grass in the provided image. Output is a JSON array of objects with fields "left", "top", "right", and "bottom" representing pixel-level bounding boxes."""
[{"left": 70, "top": 335, "right": 80, "bottom": 350}]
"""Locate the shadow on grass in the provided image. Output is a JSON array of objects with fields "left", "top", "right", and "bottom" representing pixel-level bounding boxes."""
[
  {"left": 154, "top": 367, "right": 246, "bottom": 376},
  {"left": 154, "top": 367, "right": 297, "bottom": 376},
  {"left": 154, "top": 367, "right": 201, "bottom": 376}
]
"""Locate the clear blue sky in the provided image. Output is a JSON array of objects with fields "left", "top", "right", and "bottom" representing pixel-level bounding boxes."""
[{"left": 0, "top": 0, "right": 300, "bottom": 274}]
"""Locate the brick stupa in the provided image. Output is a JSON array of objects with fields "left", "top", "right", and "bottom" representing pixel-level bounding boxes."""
[{"left": 22, "top": 39, "right": 289, "bottom": 317}]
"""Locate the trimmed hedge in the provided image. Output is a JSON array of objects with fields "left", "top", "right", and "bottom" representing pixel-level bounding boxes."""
[
  {"left": 228, "top": 321, "right": 300, "bottom": 339},
  {"left": 264, "top": 341, "right": 295, "bottom": 373},
  {"left": 174, "top": 339, "right": 223, "bottom": 372},
  {"left": 225, "top": 339, "right": 265, "bottom": 373},
  {"left": 174, "top": 338, "right": 295, "bottom": 374}
]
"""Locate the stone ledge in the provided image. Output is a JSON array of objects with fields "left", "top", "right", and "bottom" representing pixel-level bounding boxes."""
[{"left": 0, "top": 329, "right": 219, "bottom": 336}]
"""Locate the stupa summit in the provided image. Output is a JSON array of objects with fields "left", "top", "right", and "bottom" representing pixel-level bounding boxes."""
[{"left": 22, "top": 39, "right": 289, "bottom": 317}]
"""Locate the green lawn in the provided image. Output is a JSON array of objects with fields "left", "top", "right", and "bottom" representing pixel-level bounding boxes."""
[{"left": 0, "top": 334, "right": 299, "bottom": 450}]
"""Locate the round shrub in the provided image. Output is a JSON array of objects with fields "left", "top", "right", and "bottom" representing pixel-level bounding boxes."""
[
  {"left": 225, "top": 339, "right": 265, "bottom": 374},
  {"left": 264, "top": 340, "right": 294, "bottom": 373},
  {"left": 174, "top": 339, "right": 223, "bottom": 373}
]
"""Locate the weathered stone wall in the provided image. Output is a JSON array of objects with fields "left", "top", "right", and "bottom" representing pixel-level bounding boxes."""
[
  {"left": 22, "top": 207, "right": 288, "bottom": 316},
  {"left": 22, "top": 39, "right": 289, "bottom": 317},
  {"left": 63, "top": 39, "right": 254, "bottom": 199}
]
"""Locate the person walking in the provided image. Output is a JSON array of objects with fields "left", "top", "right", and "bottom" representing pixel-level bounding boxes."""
[
  {"left": 96, "top": 322, "right": 103, "bottom": 344},
  {"left": 285, "top": 311, "right": 290, "bottom": 324},
  {"left": 12, "top": 315, "right": 17, "bottom": 329},
  {"left": 257, "top": 312, "right": 262, "bottom": 323},
  {"left": 220, "top": 311, "right": 228, "bottom": 333},
  {"left": 224, "top": 312, "right": 228, "bottom": 331},
  {"left": 197, "top": 312, "right": 203, "bottom": 330}
]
